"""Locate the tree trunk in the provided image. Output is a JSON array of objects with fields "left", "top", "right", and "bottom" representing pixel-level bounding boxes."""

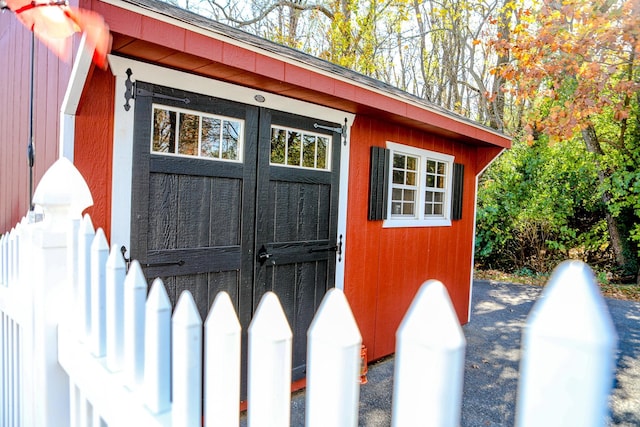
[
  {"left": 489, "top": 1, "right": 512, "bottom": 130},
  {"left": 582, "top": 124, "right": 631, "bottom": 272}
]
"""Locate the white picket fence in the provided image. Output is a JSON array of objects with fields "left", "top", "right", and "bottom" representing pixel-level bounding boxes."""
[{"left": 1, "top": 158, "right": 619, "bottom": 427}]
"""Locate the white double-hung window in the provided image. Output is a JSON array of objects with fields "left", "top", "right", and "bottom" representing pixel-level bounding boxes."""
[{"left": 385, "top": 142, "right": 454, "bottom": 227}]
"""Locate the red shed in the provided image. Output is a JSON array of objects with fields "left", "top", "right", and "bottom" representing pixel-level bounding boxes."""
[{"left": 0, "top": 0, "right": 510, "bottom": 386}]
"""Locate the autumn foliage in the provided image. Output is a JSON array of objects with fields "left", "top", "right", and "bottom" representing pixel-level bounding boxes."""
[
  {"left": 491, "top": 0, "right": 639, "bottom": 141},
  {"left": 481, "top": 0, "right": 640, "bottom": 280}
]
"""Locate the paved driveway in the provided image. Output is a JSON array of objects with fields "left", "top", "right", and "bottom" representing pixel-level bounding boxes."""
[
  {"left": 257, "top": 279, "right": 640, "bottom": 426},
  {"left": 356, "top": 279, "right": 640, "bottom": 426}
]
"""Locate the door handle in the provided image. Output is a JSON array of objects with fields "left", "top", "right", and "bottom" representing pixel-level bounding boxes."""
[
  {"left": 257, "top": 245, "right": 272, "bottom": 264},
  {"left": 308, "top": 246, "right": 338, "bottom": 253},
  {"left": 307, "top": 235, "right": 343, "bottom": 261},
  {"left": 141, "top": 260, "right": 185, "bottom": 268},
  {"left": 120, "top": 245, "right": 185, "bottom": 271}
]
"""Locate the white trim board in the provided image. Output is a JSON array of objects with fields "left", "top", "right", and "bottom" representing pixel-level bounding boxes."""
[
  {"left": 60, "top": 35, "right": 95, "bottom": 162},
  {"left": 108, "top": 55, "right": 354, "bottom": 290}
]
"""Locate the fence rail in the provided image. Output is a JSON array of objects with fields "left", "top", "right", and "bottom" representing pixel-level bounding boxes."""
[{"left": 1, "top": 158, "right": 619, "bottom": 427}]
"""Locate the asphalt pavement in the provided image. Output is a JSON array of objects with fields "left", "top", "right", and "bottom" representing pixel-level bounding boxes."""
[{"left": 284, "top": 278, "right": 640, "bottom": 426}]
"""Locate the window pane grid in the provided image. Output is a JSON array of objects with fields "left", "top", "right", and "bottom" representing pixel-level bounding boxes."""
[
  {"left": 391, "top": 153, "right": 419, "bottom": 217},
  {"left": 151, "top": 105, "right": 243, "bottom": 162},
  {"left": 424, "top": 159, "right": 447, "bottom": 218},
  {"left": 270, "top": 126, "right": 330, "bottom": 170}
]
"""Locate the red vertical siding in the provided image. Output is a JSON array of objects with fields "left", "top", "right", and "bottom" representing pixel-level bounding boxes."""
[
  {"left": 1, "top": 16, "right": 28, "bottom": 233},
  {"left": 344, "top": 116, "right": 480, "bottom": 361},
  {"left": 0, "top": 15, "right": 73, "bottom": 233},
  {"left": 74, "top": 68, "right": 115, "bottom": 238}
]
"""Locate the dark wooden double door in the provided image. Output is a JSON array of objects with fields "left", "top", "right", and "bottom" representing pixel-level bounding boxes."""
[{"left": 130, "top": 82, "right": 341, "bottom": 391}]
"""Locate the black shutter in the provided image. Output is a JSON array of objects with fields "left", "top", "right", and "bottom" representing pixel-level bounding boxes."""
[
  {"left": 368, "top": 146, "right": 390, "bottom": 220},
  {"left": 451, "top": 163, "right": 464, "bottom": 221}
]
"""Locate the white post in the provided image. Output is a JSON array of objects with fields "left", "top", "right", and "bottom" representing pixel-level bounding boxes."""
[
  {"left": 90, "top": 228, "right": 109, "bottom": 357},
  {"left": 30, "top": 157, "right": 93, "bottom": 427},
  {"left": 172, "top": 291, "right": 203, "bottom": 426},
  {"left": 248, "top": 292, "right": 292, "bottom": 427},
  {"left": 391, "top": 280, "right": 466, "bottom": 427},
  {"left": 106, "top": 244, "right": 126, "bottom": 372},
  {"left": 204, "top": 291, "right": 241, "bottom": 427},
  {"left": 515, "top": 260, "right": 618, "bottom": 427},
  {"left": 306, "top": 288, "right": 362, "bottom": 427},
  {"left": 123, "top": 261, "right": 147, "bottom": 389},
  {"left": 144, "top": 278, "right": 171, "bottom": 414}
]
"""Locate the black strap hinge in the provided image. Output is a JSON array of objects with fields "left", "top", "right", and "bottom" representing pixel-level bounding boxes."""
[
  {"left": 123, "top": 68, "right": 191, "bottom": 111},
  {"left": 135, "top": 86, "right": 191, "bottom": 105},
  {"left": 314, "top": 118, "right": 348, "bottom": 146}
]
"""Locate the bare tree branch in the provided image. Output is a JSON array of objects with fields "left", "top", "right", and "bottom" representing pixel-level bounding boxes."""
[{"left": 205, "top": 0, "right": 334, "bottom": 27}]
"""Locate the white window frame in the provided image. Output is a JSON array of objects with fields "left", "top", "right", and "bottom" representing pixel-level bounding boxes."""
[
  {"left": 269, "top": 125, "right": 332, "bottom": 171},
  {"left": 150, "top": 104, "right": 245, "bottom": 163},
  {"left": 384, "top": 142, "right": 454, "bottom": 228}
]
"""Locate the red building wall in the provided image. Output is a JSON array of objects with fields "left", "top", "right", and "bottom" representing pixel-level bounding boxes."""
[
  {"left": 344, "top": 116, "right": 481, "bottom": 360},
  {"left": 73, "top": 68, "right": 115, "bottom": 238}
]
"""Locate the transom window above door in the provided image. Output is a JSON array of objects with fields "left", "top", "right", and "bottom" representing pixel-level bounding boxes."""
[
  {"left": 151, "top": 105, "right": 244, "bottom": 162},
  {"left": 270, "top": 126, "right": 331, "bottom": 170}
]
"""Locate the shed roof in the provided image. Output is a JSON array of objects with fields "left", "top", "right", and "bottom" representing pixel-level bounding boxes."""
[{"left": 98, "top": 0, "right": 511, "bottom": 148}]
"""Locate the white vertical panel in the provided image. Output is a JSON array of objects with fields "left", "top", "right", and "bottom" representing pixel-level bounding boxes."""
[
  {"left": 123, "top": 261, "right": 146, "bottom": 389},
  {"left": 392, "top": 280, "right": 466, "bottom": 427},
  {"left": 69, "top": 383, "right": 80, "bottom": 427},
  {"left": 78, "top": 214, "right": 95, "bottom": 343},
  {"left": 248, "top": 292, "right": 292, "bottom": 427},
  {"left": 172, "top": 291, "right": 203, "bottom": 427},
  {"left": 1, "top": 314, "right": 4, "bottom": 425},
  {"left": 516, "top": 261, "right": 618, "bottom": 427},
  {"left": 143, "top": 278, "right": 171, "bottom": 415},
  {"left": 8, "top": 316, "right": 15, "bottom": 426},
  {"left": 90, "top": 228, "right": 109, "bottom": 357},
  {"left": 204, "top": 292, "right": 241, "bottom": 427},
  {"left": 9, "top": 228, "right": 17, "bottom": 285},
  {"left": 67, "top": 218, "right": 81, "bottom": 332},
  {"left": 105, "top": 245, "right": 126, "bottom": 372},
  {"left": 1, "top": 233, "right": 6, "bottom": 285},
  {"left": 306, "top": 288, "right": 362, "bottom": 427}
]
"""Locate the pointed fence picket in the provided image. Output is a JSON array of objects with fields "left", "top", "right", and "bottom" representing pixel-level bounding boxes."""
[
  {"left": 204, "top": 292, "right": 241, "bottom": 427},
  {"left": 105, "top": 245, "right": 126, "bottom": 373},
  {"left": 78, "top": 214, "right": 95, "bottom": 343},
  {"left": 123, "top": 261, "right": 147, "bottom": 390},
  {"left": 143, "top": 279, "right": 171, "bottom": 415},
  {"left": 306, "top": 288, "right": 362, "bottom": 427},
  {"left": 90, "top": 228, "right": 109, "bottom": 358},
  {"left": 248, "top": 292, "right": 293, "bottom": 427},
  {"left": 0, "top": 158, "right": 621, "bottom": 427},
  {"left": 392, "top": 280, "right": 466, "bottom": 427},
  {"left": 172, "top": 292, "right": 203, "bottom": 426},
  {"left": 516, "top": 260, "right": 618, "bottom": 427}
]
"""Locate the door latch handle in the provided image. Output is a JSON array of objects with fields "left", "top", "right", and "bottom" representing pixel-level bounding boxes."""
[
  {"left": 307, "top": 234, "right": 343, "bottom": 262},
  {"left": 308, "top": 246, "right": 338, "bottom": 253},
  {"left": 120, "top": 245, "right": 185, "bottom": 271},
  {"left": 257, "top": 245, "right": 272, "bottom": 264}
]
